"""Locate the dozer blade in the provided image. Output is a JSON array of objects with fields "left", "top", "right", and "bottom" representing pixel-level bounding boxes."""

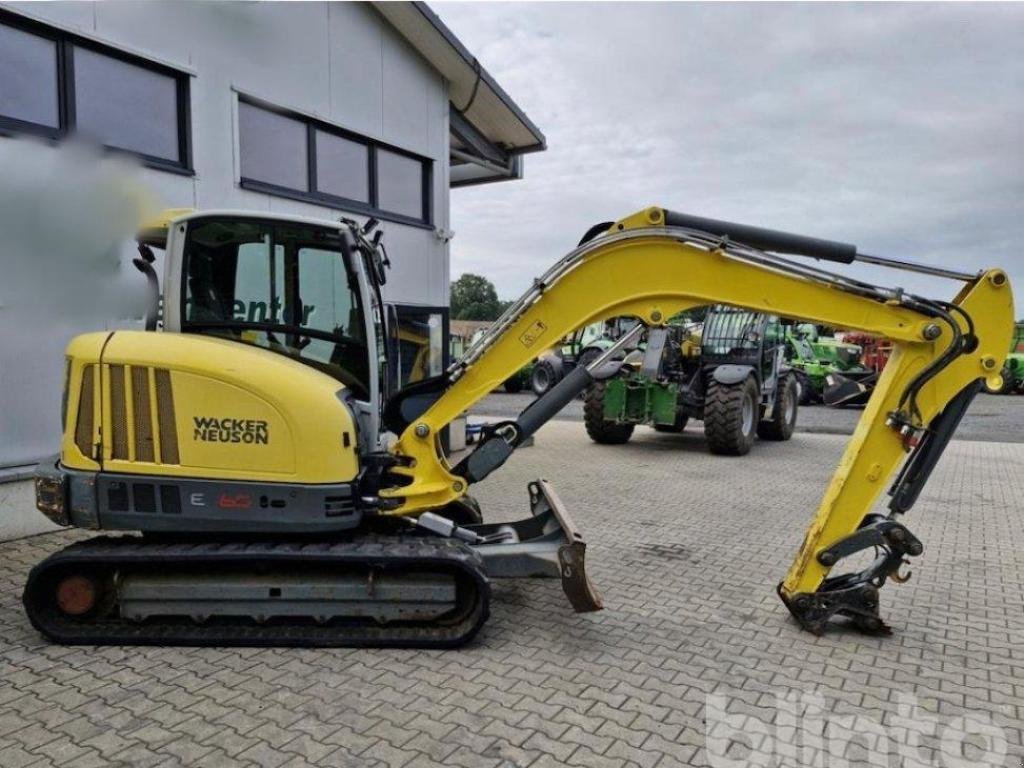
[{"left": 467, "top": 479, "right": 604, "bottom": 613}]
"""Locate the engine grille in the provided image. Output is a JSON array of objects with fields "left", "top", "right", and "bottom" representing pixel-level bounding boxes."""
[
  {"left": 132, "top": 367, "right": 155, "bottom": 462},
  {"left": 74, "top": 365, "right": 96, "bottom": 458},
  {"left": 93, "top": 365, "right": 180, "bottom": 464},
  {"left": 154, "top": 368, "right": 180, "bottom": 464},
  {"left": 109, "top": 365, "right": 129, "bottom": 460}
]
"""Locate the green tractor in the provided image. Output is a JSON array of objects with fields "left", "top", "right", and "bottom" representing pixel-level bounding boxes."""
[
  {"left": 785, "top": 324, "right": 876, "bottom": 406},
  {"left": 584, "top": 306, "right": 798, "bottom": 456},
  {"left": 984, "top": 321, "right": 1024, "bottom": 394}
]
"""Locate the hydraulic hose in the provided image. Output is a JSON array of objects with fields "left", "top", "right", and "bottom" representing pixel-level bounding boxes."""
[{"left": 896, "top": 298, "right": 967, "bottom": 423}]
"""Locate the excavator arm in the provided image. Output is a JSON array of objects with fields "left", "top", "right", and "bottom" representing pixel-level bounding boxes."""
[{"left": 382, "top": 207, "right": 1013, "bottom": 634}]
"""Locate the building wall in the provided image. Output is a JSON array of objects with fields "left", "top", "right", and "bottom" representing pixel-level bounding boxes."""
[{"left": 0, "top": 1, "right": 453, "bottom": 535}]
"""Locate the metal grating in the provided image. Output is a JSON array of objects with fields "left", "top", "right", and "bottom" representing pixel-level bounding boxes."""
[
  {"left": 108, "top": 365, "right": 129, "bottom": 460},
  {"left": 154, "top": 369, "right": 180, "bottom": 464},
  {"left": 133, "top": 483, "right": 156, "bottom": 513},
  {"left": 74, "top": 365, "right": 95, "bottom": 459},
  {"left": 132, "top": 367, "right": 155, "bottom": 462}
]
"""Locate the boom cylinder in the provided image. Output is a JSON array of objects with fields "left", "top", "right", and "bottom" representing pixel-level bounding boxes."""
[
  {"left": 662, "top": 209, "right": 858, "bottom": 263},
  {"left": 456, "top": 325, "right": 643, "bottom": 484}
]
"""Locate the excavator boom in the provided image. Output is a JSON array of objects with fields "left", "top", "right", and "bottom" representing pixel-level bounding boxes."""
[{"left": 386, "top": 206, "right": 1013, "bottom": 634}]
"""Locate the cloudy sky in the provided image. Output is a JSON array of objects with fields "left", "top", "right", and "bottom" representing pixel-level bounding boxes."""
[{"left": 436, "top": 2, "right": 1023, "bottom": 316}]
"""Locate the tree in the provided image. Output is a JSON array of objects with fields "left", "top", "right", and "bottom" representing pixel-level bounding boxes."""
[{"left": 450, "top": 273, "right": 503, "bottom": 320}]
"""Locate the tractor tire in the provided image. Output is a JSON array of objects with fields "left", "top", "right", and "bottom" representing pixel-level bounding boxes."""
[
  {"left": 653, "top": 414, "right": 689, "bottom": 433},
  {"left": 758, "top": 374, "right": 798, "bottom": 441},
  {"left": 583, "top": 381, "right": 635, "bottom": 444},
  {"left": 575, "top": 348, "right": 604, "bottom": 398},
  {"left": 531, "top": 360, "right": 558, "bottom": 396},
  {"left": 503, "top": 374, "right": 524, "bottom": 394},
  {"left": 703, "top": 376, "right": 759, "bottom": 456},
  {"left": 794, "top": 371, "right": 814, "bottom": 405}
]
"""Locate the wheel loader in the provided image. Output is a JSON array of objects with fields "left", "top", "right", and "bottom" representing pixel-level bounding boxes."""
[{"left": 26, "top": 207, "right": 1014, "bottom": 646}]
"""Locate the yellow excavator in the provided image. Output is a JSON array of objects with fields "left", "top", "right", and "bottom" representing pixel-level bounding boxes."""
[{"left": 27, "top": 207, "right": 1013, "bottom": 647}]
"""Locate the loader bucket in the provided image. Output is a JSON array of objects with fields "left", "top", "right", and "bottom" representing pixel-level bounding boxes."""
[{"left": 823, "top": 372, "right": 878, "bottom": 407}]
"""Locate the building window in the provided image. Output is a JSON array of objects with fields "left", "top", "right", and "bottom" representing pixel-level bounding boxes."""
[
  {"left": 314, "top": 129, "right": 369, "bottom": 204},
  {"left": 0, "top": 9, "right": 192, "bottom": 173},
  {"left": 0, "top": 23, "right": 59, "bottom": 131},
  {"left": 377, "top": 149, "right": 425, "bottom": 221},
  {"left": 73, "top": 47, "right": 182, "bottom": 162},
  {"left": 238, "top": 101, "right": 308, "bottom": 191},
  {"left": 237, "top": 96, "right": 432, "bottom": 228}
]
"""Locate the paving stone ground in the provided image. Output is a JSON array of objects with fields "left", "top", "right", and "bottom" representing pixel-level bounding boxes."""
[{"left": 1, "top": 422, "right": 1021, "bottom": 767}]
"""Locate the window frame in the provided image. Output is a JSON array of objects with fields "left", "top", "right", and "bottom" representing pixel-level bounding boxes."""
[
  {"left": 0, "top": 8, "right": 193, "bottom": 175},
  {"left": 237, "top": 95, "right": 433, "bottom": 230},
  {"left": 389, "top": 303, "right": 451, "bottom": 392},
  {"left": 179, "top": 215, "right": 373, "bottom": 398}
]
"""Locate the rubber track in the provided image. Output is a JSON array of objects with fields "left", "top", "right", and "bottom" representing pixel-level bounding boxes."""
[{"left": 23, "top": 536, "right": 490, "bottom": 649}]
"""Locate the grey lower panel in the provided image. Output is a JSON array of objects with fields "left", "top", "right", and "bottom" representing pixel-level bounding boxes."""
[
  {"left": 53, "top": 465, "right": 363, "bottom": 534},
  {"left": 119, "top": 572, "right": 456, "bottom": 624}
]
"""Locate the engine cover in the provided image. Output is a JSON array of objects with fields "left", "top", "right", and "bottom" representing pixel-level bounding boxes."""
[{"left": 60, "top": 331, "right": 361, "bottom": 486}]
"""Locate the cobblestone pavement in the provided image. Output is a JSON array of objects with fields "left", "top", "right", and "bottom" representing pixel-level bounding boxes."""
[{"left": 1, "top": 424, "right": 1021, "bottom": 767}]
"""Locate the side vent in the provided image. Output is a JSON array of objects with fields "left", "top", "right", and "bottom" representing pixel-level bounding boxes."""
[
  {"left": 324, "top": 496, "right": 356, "bottom": 517},
  {"left": 105, "top": 482, "right": 182, "bottom": 514},
  {"left": 104, "top": 366, "right": 179, "bottom": 465},
  {"left": 154, "top": 368, "right": 180, "bottom": 464},
  {"left": 74, "top": 365, "right": 96, "bottom": 459},
  {"left": 107, "top": 482, "right": 130, "bottom": 511},
  {"left": 132, "top": 367, "right": 155, "bottom": 462},
  {"left": 109, "top": 365, "right": 129, "bottom": 460},
  {"left": 160, "top": 485, "right": 181, "bottom": 514},
  {"left": 133, "top": 483, "right": 156, "bottom": 513}
]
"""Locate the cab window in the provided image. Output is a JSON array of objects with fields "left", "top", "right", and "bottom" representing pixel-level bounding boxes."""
[{"left": 182, "top": 218, "right": 369, "bottom": 398}]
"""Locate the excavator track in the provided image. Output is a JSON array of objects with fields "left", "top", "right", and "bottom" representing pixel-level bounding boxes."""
[{"left": 23, "top": 536, "right": 489, "bottom": 648}]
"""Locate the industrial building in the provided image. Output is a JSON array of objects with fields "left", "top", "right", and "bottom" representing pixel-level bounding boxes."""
[{"left": 0, "top": 1, "right": 544, "bottom": 536}]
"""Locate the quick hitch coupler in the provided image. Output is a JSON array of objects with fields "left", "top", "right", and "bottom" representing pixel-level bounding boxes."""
[{"left": 779, "top": 515, "right": 923, "bottom": 635}]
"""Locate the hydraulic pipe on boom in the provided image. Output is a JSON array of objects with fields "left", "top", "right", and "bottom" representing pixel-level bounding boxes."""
[{"left": 384, "top": 207, "right": 1013, "bottom": 634}]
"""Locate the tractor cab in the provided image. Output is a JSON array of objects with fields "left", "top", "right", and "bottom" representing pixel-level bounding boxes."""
[{"left": 700, "top": 305, "right": 785, "bottom": 387}]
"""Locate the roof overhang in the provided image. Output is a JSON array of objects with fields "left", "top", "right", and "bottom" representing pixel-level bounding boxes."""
[{"left": 372, "top": 2, "right": 546, "bottom": 186}]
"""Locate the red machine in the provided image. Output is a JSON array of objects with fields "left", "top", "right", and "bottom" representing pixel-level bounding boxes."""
[{"left": 840, "top": 332, "right": 893, "bottom": 372}]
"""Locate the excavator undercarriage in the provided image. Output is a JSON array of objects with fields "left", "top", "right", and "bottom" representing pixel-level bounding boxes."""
[{"left": 24, "top": 206, "right": 1014, "bottom": 647}]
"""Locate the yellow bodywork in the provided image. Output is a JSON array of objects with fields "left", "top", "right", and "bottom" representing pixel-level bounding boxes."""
[
  {"left": 386, "top": 207, "right": 1014, "bottom": 599},
  {"left": 62, "top": 331, "right": 359, "bottom": 484}
]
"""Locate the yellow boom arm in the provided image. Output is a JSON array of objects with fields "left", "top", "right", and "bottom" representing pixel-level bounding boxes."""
[{"left": 385, "top": 206, "right": 1013, "bottom": 633}]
